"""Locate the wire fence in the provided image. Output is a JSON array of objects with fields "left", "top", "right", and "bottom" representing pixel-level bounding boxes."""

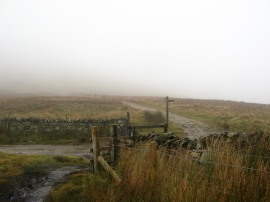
[
  {"left": 112, "top": 142, "right": 269, "bottom": 172},
  {"left": 117, "top": 142, "right": 269, "bottom": 191},
  {"left": 91, "top": 126, "right": 270, "bottom": 197}
]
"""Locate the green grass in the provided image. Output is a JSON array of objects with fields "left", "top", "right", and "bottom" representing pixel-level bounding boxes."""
[{"left": 45, "top": 172, "right": 114, "bottom": 202}]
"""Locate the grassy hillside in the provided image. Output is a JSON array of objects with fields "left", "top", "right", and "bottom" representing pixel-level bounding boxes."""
[
  {"left": 0, "top": 96, "right": 128, "bottom": 120},
  {"left": 0, "top": 96, "right": 179, "bottom": 144},
  {"left": 0, "top": 96, "right": 165, "bottom": 125},
  {"left": 1, "top": 95, "right": 269, "bottom": 143}
]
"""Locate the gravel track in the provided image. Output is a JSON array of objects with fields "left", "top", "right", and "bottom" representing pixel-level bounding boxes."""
[
  {"left": 123, "top": 101, "right": 217, "bottom": 139},
  {"left": 0, "top": 144, "right": 90, "bottom": 157}
]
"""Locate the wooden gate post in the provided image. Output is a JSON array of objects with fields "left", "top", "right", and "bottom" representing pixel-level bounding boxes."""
[
  {"left": 165, "top": 96, "right": 174, "bottom": 132},
  {"left": 111, "top": 125, "right": 119, "bottom": 165},
  {"left": 164, "top": 124, "right": 168, "bottom": 133},
  {"left": 92, "top": 126, "right": 100, "bottom": 173}
]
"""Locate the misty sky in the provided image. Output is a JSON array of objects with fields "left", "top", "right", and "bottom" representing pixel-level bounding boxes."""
[{"left": 0, "top": 0, "right": 270, "bottom": 104}]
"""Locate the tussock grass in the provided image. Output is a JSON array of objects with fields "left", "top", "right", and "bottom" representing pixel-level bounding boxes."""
[
  {"left": 117, "top": 140, "right": 270, "bottom": 202},
  {"left": 47, "top": 138, "right": 270, "bottom": 201}
]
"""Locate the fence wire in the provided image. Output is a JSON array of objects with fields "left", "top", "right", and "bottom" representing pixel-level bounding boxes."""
[
  {"left": 114, "top": 142, "right": 269, "bottom": 172},
  {"left": 106, "top": 142, "right": 270, "bottom": 193},
  {"left": 92, "top": 134, "right": 270, "bottom": 196}
]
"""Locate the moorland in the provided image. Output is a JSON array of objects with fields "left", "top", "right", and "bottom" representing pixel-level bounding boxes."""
[{"left": 0, "top": 95, "right": 269, "bottom": 202}]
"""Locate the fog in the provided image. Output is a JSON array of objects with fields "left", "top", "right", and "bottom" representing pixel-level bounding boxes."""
[{"left": 1, "top": 0, "right": 270, "bottom": 104}]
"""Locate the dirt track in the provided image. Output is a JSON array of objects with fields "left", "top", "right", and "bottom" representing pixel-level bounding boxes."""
[
  {"left": 123, "top": 101, "right": 217, "bottom": 139},
  {"left": 0, "top": 144, "right": 90, "bottom": 157},
  {"left": 0, "top": 145, "right": 90, "bottom": 202}
]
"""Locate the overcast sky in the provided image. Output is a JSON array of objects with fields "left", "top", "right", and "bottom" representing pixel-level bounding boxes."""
[{"left": 0, "top": 0, "right": 270, "bottom": 104}]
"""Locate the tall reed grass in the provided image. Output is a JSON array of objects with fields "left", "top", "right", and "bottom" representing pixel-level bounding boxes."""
[
  {"left": 116, "top": 139, "right": 270, "bottom": 202},
  {"left": 47, "top": 137, "right": 270, "bottom": 202}
]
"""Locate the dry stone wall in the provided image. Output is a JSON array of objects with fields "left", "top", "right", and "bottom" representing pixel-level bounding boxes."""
[
  {"left": 0, "top": 117, "right": 128, "bottom": 138},
  {"left": 136, "top": 131, "right": 269, "bottom": 150}
]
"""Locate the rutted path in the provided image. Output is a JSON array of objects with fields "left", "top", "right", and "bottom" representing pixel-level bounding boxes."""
[
  {"left": 0, "top": 145, "right": 90, "bottom": 202},
  {"left": 123, "top": 101, "right": 217, "bottom": 139},
  {"left": 20, "top": 166, "right": 84, "bottom": 202}
]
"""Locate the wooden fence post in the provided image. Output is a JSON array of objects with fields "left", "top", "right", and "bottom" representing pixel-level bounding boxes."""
[
  {"left": 92, "top": 126, "right": 100, "bottom": 173},
  {"left": 111, "top": 125, "right": 119, "bottom": 165},
  {"left": 126, "top": 112, "right": 130, "bottom": 136},
  {"left": 164, "top": 123, "right": 168, "bottom": 133},
  {"left": 6, "top": 113, "right": 10, "bottom": 131},
  {"left": 132, "top": 126, "right": 136, "bottom": 147}
]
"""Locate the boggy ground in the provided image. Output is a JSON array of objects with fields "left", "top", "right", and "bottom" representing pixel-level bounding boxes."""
[
  {"left": 0, "top": 145, "right": 91, "bottom": 202},
  {"left": 14, "top": 166, "right": 85, "bottom": 202}
]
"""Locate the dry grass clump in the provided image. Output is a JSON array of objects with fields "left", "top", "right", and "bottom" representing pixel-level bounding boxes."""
[
  {"left": 116, "top": 139, "right": 270, "bottom": 202},
  {"left": 46, "top": 138, "right": 270, "bottom": 202}
]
